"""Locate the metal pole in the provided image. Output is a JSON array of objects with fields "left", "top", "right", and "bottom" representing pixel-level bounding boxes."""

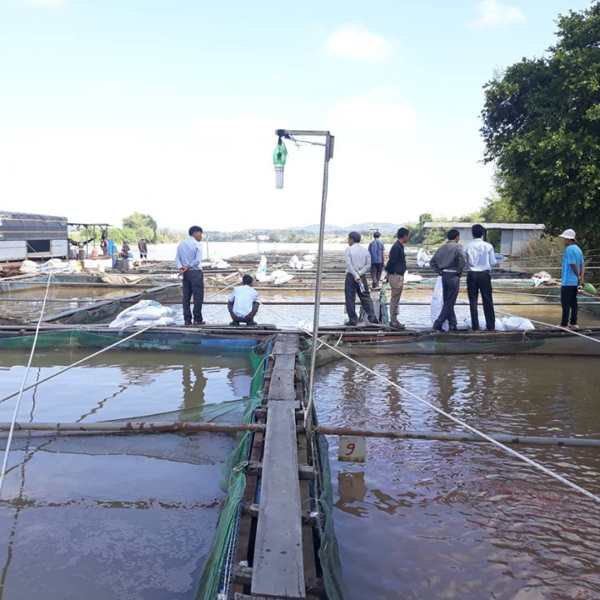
[
  {"left": 306, "top": 134, "right": 332, "bottom": 429},
  {"left": 316, "top": 426, "right": 600, "bottom": 448}
]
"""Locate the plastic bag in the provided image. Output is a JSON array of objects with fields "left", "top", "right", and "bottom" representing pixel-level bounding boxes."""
[{"left": 430, "top": 276, "right": 448, "bottom": 330}]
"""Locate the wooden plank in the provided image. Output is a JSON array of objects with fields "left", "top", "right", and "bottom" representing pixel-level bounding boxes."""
[
  {"left": 273, "top": 334, "right": 300, "bottom": 355},
  {"left": 268, "top": 368, "right": 296, "bottom": 400},
  {"left": 251, "top": 401, "right": 305, "bottom": 599},
  {"left": 274, "top": 354, "right": 296, "bottom": 371},
  {"left": 246, "top": 462, "right": 316, "bottom": 480}
]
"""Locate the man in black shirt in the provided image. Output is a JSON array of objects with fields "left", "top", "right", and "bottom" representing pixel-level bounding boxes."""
[{"left": 384, "top": 227, "right": 409, "bottom": 330}]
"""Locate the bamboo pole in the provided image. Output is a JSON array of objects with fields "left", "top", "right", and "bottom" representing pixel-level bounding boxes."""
[{"left": 2, "top": 422, "right": 600, "bottom": 448}]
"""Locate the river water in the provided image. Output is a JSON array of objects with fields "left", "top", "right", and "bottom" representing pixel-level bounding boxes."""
[
  {"left": 0, "top": 349, "right": 254, "bottom": 600},
  {"left": 2, "top": 264, "right": 600, "bottom": 598},
  {"left": 315, "top": 354, "right": 600, "bottom": 600}
]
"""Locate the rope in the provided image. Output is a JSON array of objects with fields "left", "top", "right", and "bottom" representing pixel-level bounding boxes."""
[
  {"left": 0, "top": 274, "right": 52, "bottom": 498},
  {"left": 258, "top": 303, "right": 600, "bottom": 504}
]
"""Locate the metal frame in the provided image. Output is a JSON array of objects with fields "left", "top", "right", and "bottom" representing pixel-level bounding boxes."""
[{"left": 275, "top": 129, "right": 334, "bottom": 429}]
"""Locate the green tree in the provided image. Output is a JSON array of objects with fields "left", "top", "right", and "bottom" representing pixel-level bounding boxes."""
[
  {"left": 122, "top": 212, "right": 158, "bottom": 242},
  {"left": 481, "top": 2, "right": 600, "bottom": 248},
  {"left": 409, "top": 213, "right": 432, "bottom": 244}
]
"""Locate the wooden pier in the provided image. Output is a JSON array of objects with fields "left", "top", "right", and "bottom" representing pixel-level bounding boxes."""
[{"left": 232, "top": 333, "right": 323, "bottom": 600}]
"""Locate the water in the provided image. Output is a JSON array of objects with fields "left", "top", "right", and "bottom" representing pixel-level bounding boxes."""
[
  {"left": 146, "top": 241, "right": 352, "bottom": 262},
  {"left": 315, "top": 355, "right": 600, "bottom": 600},
  {"left": 0, "top": 349, "right": 254, "bottom": 600},
  {"left": 3, "top": 321, "right": 600, "bottom": 598}
]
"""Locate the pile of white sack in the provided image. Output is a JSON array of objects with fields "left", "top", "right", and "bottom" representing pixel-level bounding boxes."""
[
  {"left": 255, "top": 255, "right": 294, "bottom": 285},
  {"left": 109, "top": 300, "right": 177, "bottom": 328},
  {"left": 202, "top": 259, "right": 231, "bottom": 269},
  {"left": 288, "top": 254, "right": 315, "bottom": 270},
  {"left": 417, "top": 248, "right": 433, "bottom": 268},
  {"left": 404, "top": 271, "right": 423, "bottom": 284},
  {"left": 531, "top": 271, "right": 557, "bottom": 287},
  {"left": 20, "top": 259, "right": 79, "bottom": 274}
]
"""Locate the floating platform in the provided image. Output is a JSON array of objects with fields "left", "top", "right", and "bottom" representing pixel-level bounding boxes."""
[{"left": 1, "top": 323, "right": 600, "bottom": 357}]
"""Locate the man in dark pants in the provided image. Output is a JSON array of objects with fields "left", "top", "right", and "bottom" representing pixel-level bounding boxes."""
[
  {"left": 368, "top": 231, "right": 385, "bottom": 289},
  {"left": 464, "top": 224, "right": 497, "bottom": 331},
  {"left": 175, "top": 225, "right": 205, "bottom": 326},
  {"left": 228, "top": 274, "right": 260, "bottom": 325},
  {"left": 384, "top": 227, "right": 409, "bottom": 330},
  {"left": 558, "top": 228, "right": 585, "bottom": 330},
  {"left": 344, "top": 231, "right": 378, "bottom": 326},
  {"left": 430, "top": 229, "right": 466, "bottom": 332}
]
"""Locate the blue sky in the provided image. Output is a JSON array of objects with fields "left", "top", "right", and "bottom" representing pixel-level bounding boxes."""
[{"left": 0, "top": 0, "right": 591, "bottom": 231}]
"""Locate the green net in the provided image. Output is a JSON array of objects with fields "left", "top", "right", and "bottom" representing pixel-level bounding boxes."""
[
  {"left": 0, "top": 328, "right": 260, "bottom": 353},
  {"left": 195, "top": 340, "right": 271, "bottom": 600}
]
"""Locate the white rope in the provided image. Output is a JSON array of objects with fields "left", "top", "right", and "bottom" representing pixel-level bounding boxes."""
[
  {"left": 0, "top": 274, "right": 52, "bottom": 498},
  {"left": 259, "top": 303, "right": 600, "bottom": 504}
]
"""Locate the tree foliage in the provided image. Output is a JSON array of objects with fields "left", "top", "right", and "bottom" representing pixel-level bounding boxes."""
[
  {"left": 481, "top": 2, "right": 600, "bottom": 248},
  {"left": 122, "top": 212, "right": 158, "bottom": 242}
]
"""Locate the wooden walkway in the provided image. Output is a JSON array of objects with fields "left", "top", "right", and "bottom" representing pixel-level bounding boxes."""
[{"left": 232, "top": 333, "right": 323, "bottom": 600}]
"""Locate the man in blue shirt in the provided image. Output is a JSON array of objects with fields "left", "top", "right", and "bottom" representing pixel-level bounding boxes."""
[
  {"left": 367, "top": 231, "right": 386, "bottom": 289},
  {"left": 559, "top": 228, "right": 585, "bottom": 330},
  {"left": 175, "top": 225, "right": 205, "bottom": 326}
]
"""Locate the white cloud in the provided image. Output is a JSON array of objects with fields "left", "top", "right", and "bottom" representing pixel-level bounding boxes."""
[
  {"left": 324, "top": 24, "right": 394, "bottom": 61},
  {"left": 470, "top": 0, "right": 525, "bottom": 28},
  {"left": 328, "top": 87, "right": 416, "bottom": 136},
  {"left": 22, "top": 0, "right": 64, "bottom": 6},
  {"left": 0, "top": 91, "right": 493, "bottom": 233}
]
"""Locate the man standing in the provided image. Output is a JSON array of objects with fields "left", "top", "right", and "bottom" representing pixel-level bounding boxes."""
[
  {"left": 368, "top": 231, "right": 386, "bottom": 289},
  {"left": 175, "top": 226, "right": 205, "bottom": 326},
  {"left": 430, "top": 229, "right": 466, "bottom": 332},
  {"left": 228, "top": 274, "right": 259, "bottom": 326},
  {"left": 558, "top": 228, "right": 585, "bottom": 330},
  {"left": 344, "top": 231, "right": 378, "bottom": 327},
  {"left": 384, "top": 227, "right": 409, "bottom": 330},
  {"left": 138, "top": 237, "right": 148, "bottom": 263},
  {"left": 464, "top": 224, "right": 497, "bottom": 331}
]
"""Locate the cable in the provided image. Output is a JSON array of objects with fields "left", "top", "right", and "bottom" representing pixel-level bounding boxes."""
[
  {"left": 259, "top": 302, "right": 600, "bottom": 504},
  {"left": 0, "top": 274, "right": 52, "bottom": 498}
]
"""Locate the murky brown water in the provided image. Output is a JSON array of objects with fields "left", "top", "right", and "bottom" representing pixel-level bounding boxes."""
[
  {"left": 2, "top": 289, "right": 600, "bottom": 599},
  {"left": 0, "top": 350, "right": 254, "bottom": 600},
  {"left": 315, "top": 355, "right": 600, "bottom": 600}
]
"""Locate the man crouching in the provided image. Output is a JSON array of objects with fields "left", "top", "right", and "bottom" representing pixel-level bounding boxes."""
[{"left": 229, "top": 275, "right": 259, "bottom": 326}]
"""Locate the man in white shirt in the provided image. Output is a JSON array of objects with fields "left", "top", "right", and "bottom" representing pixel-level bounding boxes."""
[
  {"left": 228, "top": 274, "right": 259, "bottom": 326},
  {"left": 463, "top": 224, "right": 497, "bottom": 331},
  {"left": 344, "top": 231, "right": 378, "bottom": 326}
]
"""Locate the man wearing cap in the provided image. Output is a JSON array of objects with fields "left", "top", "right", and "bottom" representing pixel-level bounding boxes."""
[{"left": 559, "top": 228, "right": 585, "bottom": 330}]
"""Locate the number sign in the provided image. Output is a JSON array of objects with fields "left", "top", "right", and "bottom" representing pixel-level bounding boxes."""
[{"left": 338, "top": 436, "right": 367, "bottom": 463}]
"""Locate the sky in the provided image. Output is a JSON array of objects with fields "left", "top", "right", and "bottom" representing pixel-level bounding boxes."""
[{"left": 0, "top": 0, "right": 592, "bottom": 232}]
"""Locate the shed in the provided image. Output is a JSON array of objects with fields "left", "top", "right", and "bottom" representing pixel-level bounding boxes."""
[
  {"left": 424, "top": 222, "right": 545, "bottom": 256},
  {"left": 0, "top": 211, "right": 68, "bottom": 261}
]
